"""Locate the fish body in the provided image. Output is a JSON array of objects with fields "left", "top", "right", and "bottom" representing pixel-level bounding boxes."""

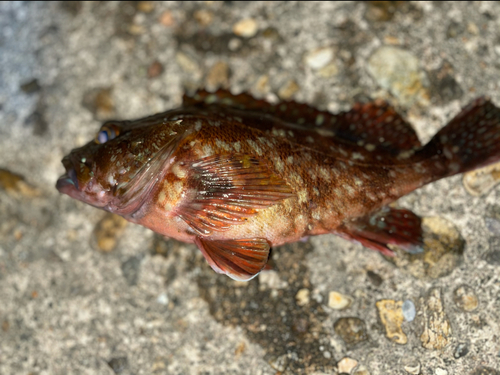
[{"left": 57, "top": 90, "right": 500, "bottom": 280}]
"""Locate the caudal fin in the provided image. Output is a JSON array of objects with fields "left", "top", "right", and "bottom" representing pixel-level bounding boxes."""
[{"left": 428, "top": 97, "right": 500, "bottom": 177}]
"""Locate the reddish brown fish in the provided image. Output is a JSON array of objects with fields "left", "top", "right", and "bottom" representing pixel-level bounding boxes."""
[{"left": 57, "top": 90, "right": 500, "bottom": 281}]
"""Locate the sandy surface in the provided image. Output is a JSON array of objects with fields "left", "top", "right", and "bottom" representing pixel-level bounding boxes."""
[{"left": 1, "top": 2, "right": 500, "bottom": 374}]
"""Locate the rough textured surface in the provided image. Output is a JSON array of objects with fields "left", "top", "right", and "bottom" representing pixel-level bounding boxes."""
[{"left": 1, "top": 2, "right": 500, "bottom": 374}]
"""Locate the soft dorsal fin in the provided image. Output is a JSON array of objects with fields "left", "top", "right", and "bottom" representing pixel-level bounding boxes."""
[
  {"left": 183, "top": 89, "right": 421, "bottom": 154},
  {"left": 176, "top": 154, "right": 294, "bottom": 236},
  {"left": 337, "top": 207, "right": 424, "bottom": 256},
  {"left": 195, "top": 237, "right": 270, "bottom": 281}
]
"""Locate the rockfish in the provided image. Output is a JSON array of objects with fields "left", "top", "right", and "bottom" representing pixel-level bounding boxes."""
[{"left": 56, "top": 90, "right": 500, "bottom": 281}]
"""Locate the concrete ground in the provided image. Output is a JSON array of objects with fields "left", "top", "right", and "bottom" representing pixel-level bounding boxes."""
[{"left": 1, "top": 2, "right": 500, "bottom": 374}]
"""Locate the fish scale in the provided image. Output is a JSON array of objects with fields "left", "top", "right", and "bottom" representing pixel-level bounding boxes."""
[{"left": 57, "top": 90, "right": 500, "bottom": 281}]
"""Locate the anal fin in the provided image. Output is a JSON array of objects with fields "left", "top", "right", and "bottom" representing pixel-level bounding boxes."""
[
  {"left": 337, "top": 207, "right": 423, "bottom": 256},
  {"left": 195, "top": 237, "right": 270, "bottom": 281}
]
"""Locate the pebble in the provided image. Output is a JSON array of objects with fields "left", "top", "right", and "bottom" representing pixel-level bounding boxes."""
[
  {"left": 232, "top": 18, "right": 258, "bottom": 38},
  {"left": 420, "top": 288, "right": 452, "bottom": 350},
  {"left": 337, "top": 357, "right": 358, "bottom": 374},
  {"left": 295, "top": 288, "right": 310, "bottom": 306},
  {"left": 107, "top": 356, "right": 129, "bottom": 374},
  {"left": 435, "top": 368, "right": 448, "bottom": 375},
  {"left": 194, "top": 9, "right": 214, "bottom": 26},
  {"left": 402, "top": 300, "right": 416, "bottom": 322},
  {"left": 159, "top": 10, "right": 175, "bottom": 27},
  {"left": 367, "top": 46, "right": 429, "bottom": 107},
  {"left": 258, "top": 270, "right": 288, "bottom": 290},
  {"left": 463, "top": 161, "right": 500, "bottom": 196},
  {"left": 147, "top": 60, "right": 163, "bottom": 79},
  {"left": 333, "top": 317, "right": 368, "bottom": 345},
  {"left": 254, "top": 75, "right": 270, "bottom": 95},
  {"left": 401, "top": 357, "right": 421, "bottom": 374},
  {"left": 205, "top": 61, "right": 229, "bottom": 91},
  {"left": 353, "top": 366, "right": 370, "bottom": 375},
  {"left": 375, "top": 299, "right": 407, "bottom": 344},
  {"left": 387, "top": 216, "right": 464, "bottom": 280},
  {"left": 318, "top": 62, "right": 339, "bottom": 78},
  {"left": 453, "top": 285, "right": 479, "bottom": 312},
  {"left": 453, "top": 342, "right": 469, "bottom": 359},
  {"left": 304, "top": 47, "right": 334, "bottom": 70},
  {"left": 278, "top": 80, "right": 299, "bottom": 100},
  {"left": 92, "top": 213, "right": 128, "bottom": 252},
  {"left": 20, "top": 78, "right": 41, "bottom": 94},
  {"left": 328, "top": 291, "right": 352, "bottom": 310},
  {"left": 175, "top": 52, "right": 200, "bottom": 74},
  {"left": 0, "top": 168, "right": 41, "bottom": 198},
  {"left": 82, "top": 87, "right": 115, "bottom": 120},
  {"left": 157, "top": 293, "right": 169, "bottom": 305}
]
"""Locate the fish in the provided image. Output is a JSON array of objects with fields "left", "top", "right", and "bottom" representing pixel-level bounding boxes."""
[{"left": 56, "top": 89, "right": 500, "bottom": 281}]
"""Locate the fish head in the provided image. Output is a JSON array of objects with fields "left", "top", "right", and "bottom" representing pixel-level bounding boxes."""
[{"left": 56, "top": 117, "right": 185, "bottom": 216}]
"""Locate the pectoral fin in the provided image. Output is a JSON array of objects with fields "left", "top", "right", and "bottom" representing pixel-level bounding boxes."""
[
  {"left": 195, "top": 237, "right": 270, "bottom": 281},
  {"left": 177, "top": 154, "right": 294, "bottom": 235},
  {"left": 337, "top": 207, "right": 423, "bottom": 256}
]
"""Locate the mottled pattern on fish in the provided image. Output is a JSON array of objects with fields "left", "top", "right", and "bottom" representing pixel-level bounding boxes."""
[{"left": 57, "top": 90, "right": 500, "bottom": 281}]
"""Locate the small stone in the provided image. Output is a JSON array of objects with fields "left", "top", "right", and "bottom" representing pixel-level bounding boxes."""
[
  {"left": 366, "top": 270, "right": 383, "bottom": 286},
  {"left": 376, "top": 299, "right": 407, "bottom": 344},
  {"left": 0, "top": 168, "right": 41, "bottom": 197},
  {"left": 436, "top": 368, "right": 448, "bottom": 375},
  {"left": 82, "top": 87, "right": 115, "bottom": 120},
  {"left": 258, "top": 270, "right": 288, "bottom": 290},
  {"left": 295, "top": 288, "right": 310, "bottom": 306},
  {"left": 353, "top": 366, "right": 370, "bottom": 375},
  {"left": 137, "top": 1, "right": 154, "bottom": 13},
  {"left": 463, "top": 161, "right": 500, "bottom": 196},
  {"left": 328, "top": 291, "right": 352, "bottom": 310},
  {"left": 420, "top": 288, "right": 452, "bottom": 350},
  {"left": 194, "top": 9, "right": 214, "bottom": 26},
  {"left": 234, "top": 342, "right": 246, "bottom": 356},
  {"left": 92, "top": 213, "right": 128, "bottom": 252},
  {"left": 387, "top": 216, "right": 464, "bottom": 280},
  {"left": 334, "top": 317, "right": 368, "bottom": 345},
  {"left": 232, "top": 18, "right": 258, "bottom": 38},
  {"left": 367, "top": 46, "right": 429, "bottom": 107},
  {"left": 453, "top": 285, "right": 479, "bottom": 312},
  {"left": 107, "top": 356, "right": 129, "bottom": 374},
  {"left": 205, "top": 61, "right": 229, "bottom": 91},
  {"left": 402, "top": 300, "right": 416, "bottom": 322},
  {"left": 318, "top": 62, "right": 339, "bottom": 78},
  {"left": 175, "top": 52, "right": 200, "bottom": 74},
  {"left": 159, "top": 11, "right": 174, "bottom": 27},
  {"left": 20, "top": 78, "right": 40, "bottom": 94},
  {"left": 147, "top": 60, "right": 163, "bottom": 79},
  {"left": 304, "top": 47, "right": 334, "bottom": 70},
  {"left": 278, "top": 80, "right": 299, "bottom": 100},
  {"left": 121, "top": 255, "right": 143, "bottom": 286},
  {"left": 403, "top": 361, "right": 421, "bottom": 374},
  {"left": 454, "top": 342, "right": 469, "bottom": 359},
  {"left": 157, "top": 293, "right": 169, "bottom": 305},
  {"left": 337, "top": 357, "right": 358, "bottom": 374},
  {"left": 268, "top": 354, "right": 288, "bottom": 372},
  {"left": 254, "top": 75, "right": 270, "bottom": 95}
]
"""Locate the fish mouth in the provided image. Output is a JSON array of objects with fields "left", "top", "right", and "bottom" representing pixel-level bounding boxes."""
[{"left": 56, "top": 167, "right": 79, "bottom": 193}]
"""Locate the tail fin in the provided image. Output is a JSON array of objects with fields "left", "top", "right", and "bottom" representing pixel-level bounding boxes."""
[{"left": 426, "top": 97, "right": 500, "bottom": 177}]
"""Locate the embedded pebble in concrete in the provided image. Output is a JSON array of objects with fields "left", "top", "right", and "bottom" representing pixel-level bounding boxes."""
[
  {"left": 328, "top": 291, "right": 352, "bottom": 310},
  {"left": 304, "top": 47, "right": 334, "bottom": 70},
  {"left": 337, "top": 357, "right": 358, "bottom": 374},
  {"left": 367, "top": 46, "right": 429, "bottom": 107},
  {"left": 232, "top": 18, "right": 258, "bottom": 38},
  {"left": 295, "top": 288, "right": 310, "bottom": 306},
  {"left": 387, "top": 216, "right": 464, "bottom": 280},
  {"left": 375, "top": 299, "right": 407, "bottom": 344},
  {"left": 205, "top": 61, "right": 229, "bottom": 91},
  {"left": 453, "top": 285, "right": 479, "bottom": 312},
  {"left": 402, "top": 300, "right": 416, "bottom": 322},
  {"left": 0, "top": 168, "right": 41, "bottom": 198},
  {"left": 463, "top": 162, "right": 500, "bottom": 197},
  {"left": 278, "top": 80, "right": 300, "bottom": 100},
  {"left": 92, "top": 212, "right": 128, "bottom": 252},
  {"left": 333, "top": 317, "right": 368, "bottom": 345},
  {"left": 420, "top": 288, "right": 452, "bottom": 350}
]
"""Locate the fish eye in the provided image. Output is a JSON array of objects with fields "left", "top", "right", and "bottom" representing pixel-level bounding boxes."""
[{"left": 95, "top": 123, "right": 120, "bottom": 144}]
